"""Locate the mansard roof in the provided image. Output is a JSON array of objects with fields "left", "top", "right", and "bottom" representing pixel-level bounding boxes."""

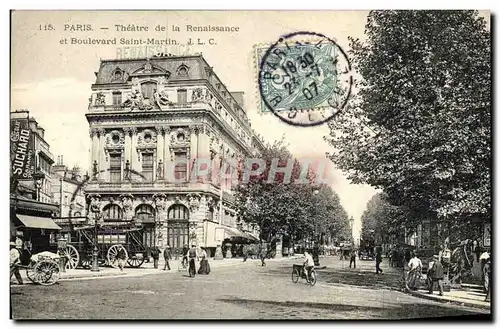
[{"left": 94, "top": 55, "right": 207, "bottom": 85}]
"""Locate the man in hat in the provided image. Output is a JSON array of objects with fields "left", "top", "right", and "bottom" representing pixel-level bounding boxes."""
[
  {"left": 163, "top": 245, "right": 172, "bottom": 271},
  {"left": 428, "top": 255, "right": 444, "bottom": 296},
  {"left": 10, "top": 242, "right": 23, "bottom": 285},
  {"left": 187, "top": 243, "right": 199, "bottom": 277}
]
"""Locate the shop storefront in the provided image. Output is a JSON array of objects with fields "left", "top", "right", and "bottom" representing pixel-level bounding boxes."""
[{"left": 10, "top": 195, "right": 61, "bottom": 264}]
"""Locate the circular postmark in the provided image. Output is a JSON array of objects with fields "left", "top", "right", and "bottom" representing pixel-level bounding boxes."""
[{"left": 257, "top": 31, "right": 353, "bottom": 127}]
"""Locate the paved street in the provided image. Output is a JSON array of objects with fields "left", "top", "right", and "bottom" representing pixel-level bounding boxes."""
[{"left": 10, "top": 257, "right": 489, "bottom": 320}]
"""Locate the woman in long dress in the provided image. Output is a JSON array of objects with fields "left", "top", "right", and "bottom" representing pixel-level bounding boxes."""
[
  {"left": 198, "top": 248, "right": 210, "bottom": 275},
  {"left": 407, "top": 252, "right": 422, "bottom": 290}
]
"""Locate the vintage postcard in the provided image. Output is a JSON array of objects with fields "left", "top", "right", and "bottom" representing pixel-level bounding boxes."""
[{"left": 9, "top": 10, "right": 491, "bottom": 320}]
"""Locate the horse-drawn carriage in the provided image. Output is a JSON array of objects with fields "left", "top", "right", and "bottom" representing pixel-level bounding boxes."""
[
  {"left": 339, "top": 243, "right": 352, "bottom": 260},
  {"left": 49, "top": 219, "right": 154, "bottom": 270}
]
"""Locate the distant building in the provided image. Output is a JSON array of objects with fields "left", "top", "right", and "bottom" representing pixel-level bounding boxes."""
[
  {"left": 84, "top": 55, "right": 264, "bottom": 257},
  {"left": 51, "top": 155, "right": 87, "bottom": 218},
  {"left": 10, "top": 110, "right": 60, "bottom": 259},
  {"left": 11, "top": 113, "right": 55, "bottom": 203}
]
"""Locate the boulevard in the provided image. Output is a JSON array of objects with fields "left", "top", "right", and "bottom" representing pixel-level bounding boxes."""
[{"left": 10, "top": 257, "right": 488, "bottom": 320}]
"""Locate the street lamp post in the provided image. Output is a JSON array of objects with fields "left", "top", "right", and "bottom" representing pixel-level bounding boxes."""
[
  {"left": 349, "top": 217, "right": 354, "bottom": 247},
  {"left": 91, "top": 213, "right": 102, "bottom": 272},
  {"left": 312, "top": 189, "right": 320, "bottom": 266},
  {"left": 57, "top": 238, "right": 67, "bottom": 273}
]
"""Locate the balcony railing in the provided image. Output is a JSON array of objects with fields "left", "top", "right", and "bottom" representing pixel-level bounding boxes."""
[{"left": 88, "top": 102, "right": 196, "bottom": 113}]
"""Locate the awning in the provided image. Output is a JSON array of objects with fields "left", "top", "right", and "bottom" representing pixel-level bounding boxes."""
[
  {"left": 245, "top": 232, "right": 260, "bottom": 241},
  {"left": 222, "top": 227, "right": 259, "bottom": 242},
  {"left": 241, "top": 231, "right": 259, "bottom": 242},
  {"left": 222, "top": 226, "right": 246, "bottom": 239},
  {"left": 16, "top": 214, "right": 61, "bottom": 230}
]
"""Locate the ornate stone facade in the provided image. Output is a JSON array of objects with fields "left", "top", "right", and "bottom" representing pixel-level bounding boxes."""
[{"left": 84, "top": 55, "right": 264, "bottom": 256}]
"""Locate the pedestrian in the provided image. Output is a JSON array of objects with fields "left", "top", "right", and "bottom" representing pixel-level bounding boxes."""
[
  {"left": 375, "top": 248, "right": 383, "bottom": 274},
  {"left": 198, "top": 248, "right": 210, "bottom": 275},
  {"left": 181, "top": 244, "right": 189, "bottom": 267},
  {"left": 480, "top": 248, "right": 490, "bottom": 285},
  {"left": 116, "top": 246, "right": 127, "bottom": 272},
  {"left": 484, "top": 258, "right": 491, "bottom": 302},
  {"left": 10, "top": 242, "right": 23, "bottom": 285},
  {"left": 349, "top": 249, "right": 357, "bottom": 269},
  {"left": 259, "top": 244, "right": 267, "bottom": 267},
  {"left": 428, "top": 255, "right": 444, "bottom": 296},
  {"left": 163, "top": 245, "right": 172, "bottom": 271},
  {"left": 242, "top": 245, "right": 248, "bottom": 262},
  {"left": 187, "top": 243, "right": 199, "bottom": 277},
  {"left": 404, "top": 248, "right": 412, "bottom": 263},
  {"left": 152, "top": 246, "right": 160, "bottom": 269},
  {"left": 407, "top": 252, "right": 423, "bottom": 290}
]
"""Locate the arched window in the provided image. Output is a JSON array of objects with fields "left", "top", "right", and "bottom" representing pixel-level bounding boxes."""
[
  {"left": 167, "top": 204, "right": 189, "bottom": 220},
  {"left": 135, "top": 204, "right": 156, "bottom": 222},
  {"left": 73, "top": 211, "right": 81, "bottom": 217},
  {"left": 102, "top": 204, "right": 123, "bottom": 221},
  {"left": 166, "top": 204, "right": 189, "bottom": 254}
]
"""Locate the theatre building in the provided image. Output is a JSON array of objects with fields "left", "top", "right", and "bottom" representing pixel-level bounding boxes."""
[{"left": 84, "top": 55, "right": 264, "bottom": 257}]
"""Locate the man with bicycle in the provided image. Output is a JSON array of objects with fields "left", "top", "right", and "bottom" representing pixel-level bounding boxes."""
[{"left": 303, "top": 250, "right": 315, "bottom": 282}]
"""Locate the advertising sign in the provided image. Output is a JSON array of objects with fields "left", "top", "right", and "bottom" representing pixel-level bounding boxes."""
[
  {"left": 215, "top": 227, "right": 224, "bottom": 242},
  {"left": 10, "top": 116, "right": 35, "bottom": 180}
]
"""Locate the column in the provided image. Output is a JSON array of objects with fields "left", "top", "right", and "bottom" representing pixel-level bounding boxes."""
[
  {"left": 130, "top": 128, "right": 139, "bottom": 179},
  {"left": 198, "top": 127, "right": 210, "bottom": 183},
  {"left": 164, "top": 127, "right": 172, "bottom": 182},
  {"left": 214, "top": 151, "right": 222, "bottom": 187},
  {"left": 189, "top": 126, "right": 199, "bottom": 182},
  {"left": 97, "top": 128, "right": 106, "bottom": 181},
  {"left": 155, "top": 126, "right": 164, "bottom": 180},
  {"left": 89, "top": 128, "right": 98, "bottom": 173},
  {"left": 197, "top": 196, "right": 208, "bottom": 247},
  {"left": 123, "top": 127, "right": 131, "bottom": 166}
]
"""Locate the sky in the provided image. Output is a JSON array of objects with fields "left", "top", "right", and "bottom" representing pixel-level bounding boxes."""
[{"left": 10, "top": 10, "right": 386, "bottom": 239}]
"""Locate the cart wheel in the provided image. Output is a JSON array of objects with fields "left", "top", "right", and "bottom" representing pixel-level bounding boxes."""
[
  {"left": 34, "top": 260, "right": 60, "bottom": 286},
  {"left": 292, "top": 269, "right": 299, "bottom": 283},
  {"left": 64, "top": 245, "right": 80, "bottom": 270},
  {"left": 309, "top": 271, "right": 317, "bottom": 286},
  {"left": 127, "top": 257, "right": 145, "bottom": 268},
  {"left": 107, "top": 244, "right": 128, "bottom": 268},
  {"left": 26, "top": 261, "right": 37, "bottom": 283}
]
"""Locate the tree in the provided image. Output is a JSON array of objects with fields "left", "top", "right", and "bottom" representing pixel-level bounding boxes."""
[
  {"left": 233, "top": 138, "right": 351, "bottom": 246},
  {"left": 361, "top": 192, "right": 407, "bottom": 247},
  {"left": 325, "top": 11, "right": 491, "bottom": 237}
]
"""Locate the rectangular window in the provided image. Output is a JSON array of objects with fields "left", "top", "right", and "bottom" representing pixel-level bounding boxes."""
[
  {"left": 109, "top": 153, "right": 121, "bottom": 182},
  {"left": 112, "top": 92, "right": 122, "bottom": 105},
  {"left": 174, "top": 152, "right": 187, "bottom": 181},
  {"left": 177, "top": 89, "right": 187, "bottom": 104},
  {"left": 142, "top": 153, "right": 154, "bottom": 181}
]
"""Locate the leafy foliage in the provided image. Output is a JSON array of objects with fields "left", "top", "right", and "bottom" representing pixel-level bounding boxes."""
[
  {"left": 361, "top": 192, "right": 407, "bottom": 246},
  {"left": 233, "top": 138, "right": 351, "bottom": 244},
  {"left": 325, "top": 11, "right": 491, "bottom": 232}
]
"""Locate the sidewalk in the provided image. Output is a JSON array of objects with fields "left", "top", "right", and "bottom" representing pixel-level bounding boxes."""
[
  {"left": 407, "top": 283, "right": 490, "bottom": 310},
  {"left": 17, "top": 255, "right": 302, "bottom": 283}
]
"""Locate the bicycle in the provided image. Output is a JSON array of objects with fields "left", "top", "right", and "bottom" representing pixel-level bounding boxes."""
[
  {"left": 178, "top": 258, "right": 188, "bottom": 272},
  {"left": 292, "top": 264, "right": 317, "bottom": 286},
  {"left": 188, "top": 258, "right": 196, "bottom": 277}
]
